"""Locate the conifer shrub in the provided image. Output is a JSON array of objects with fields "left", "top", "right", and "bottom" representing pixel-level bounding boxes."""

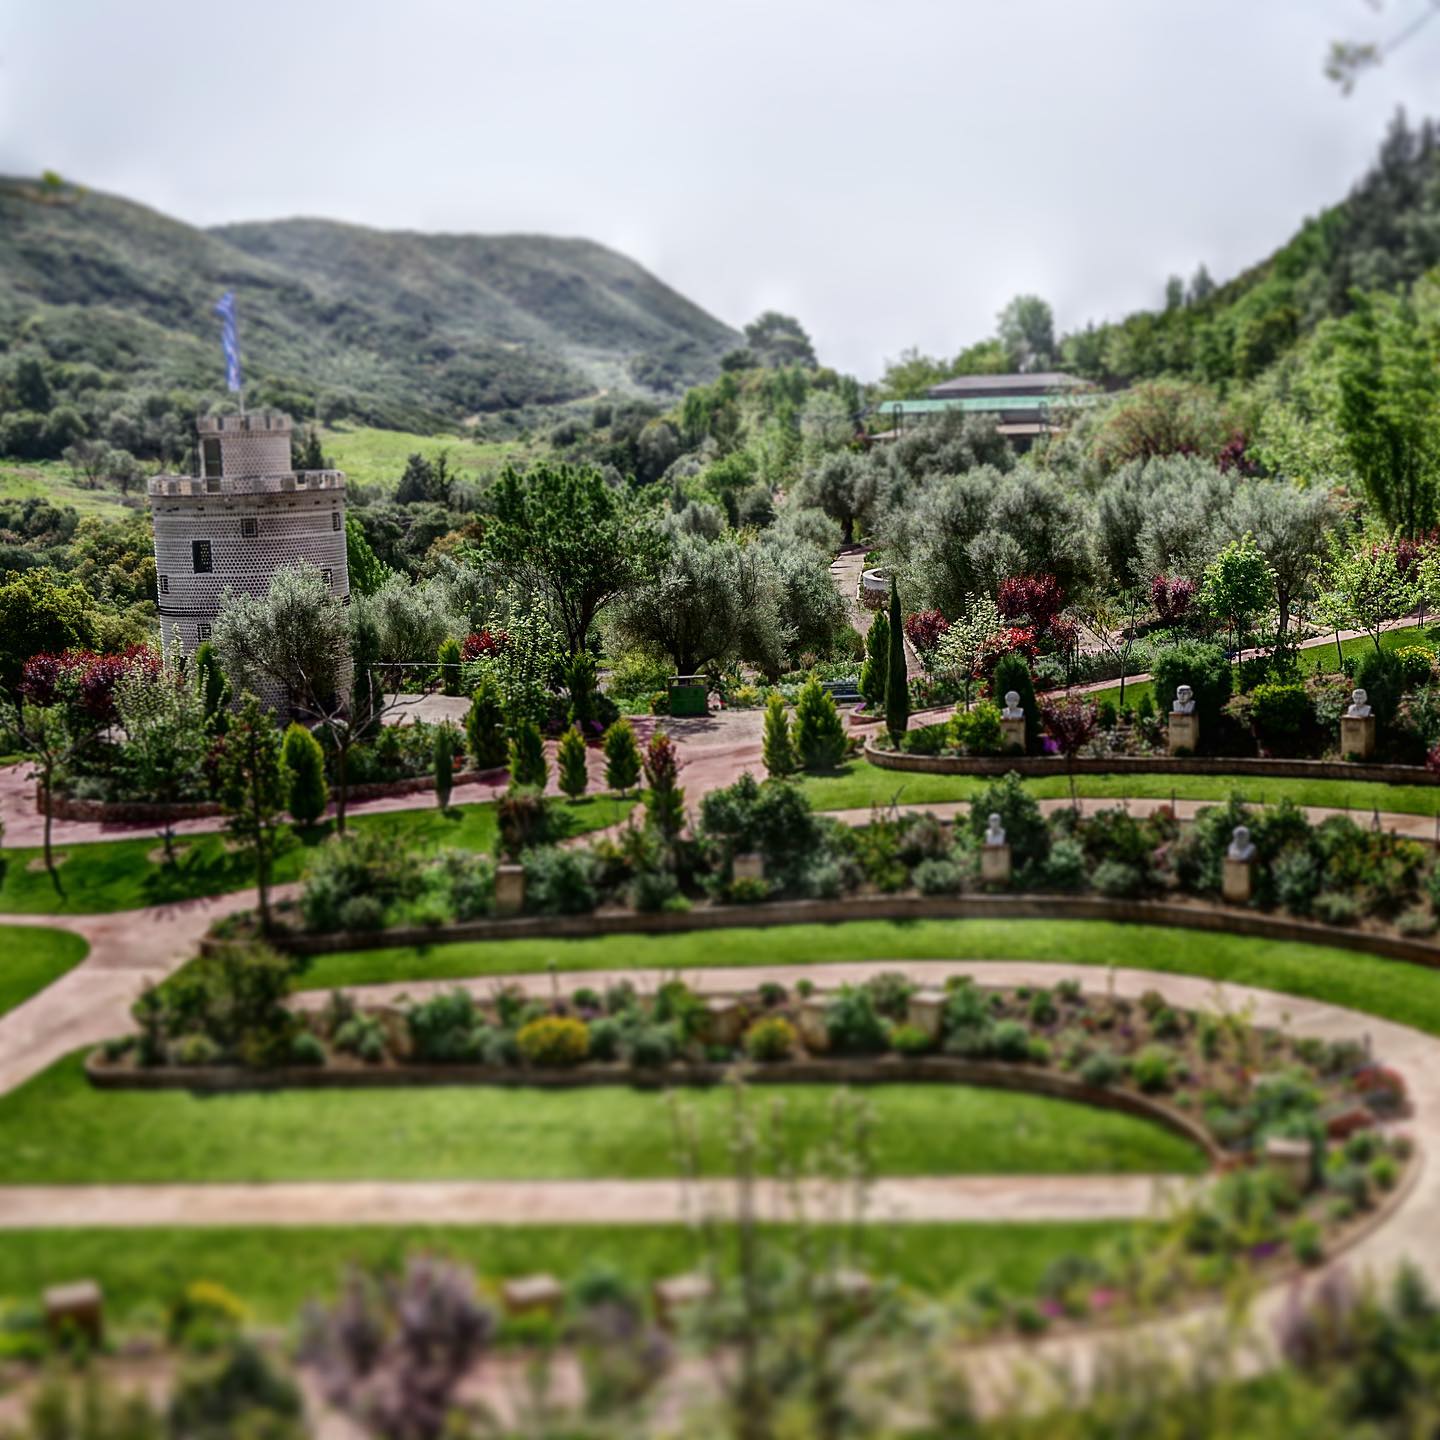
[
  {"left": 281, "top": 723, "right": 329, "bottom": 826},
  {"left": 557, "top": 724, "right": 589, "bottom": 799},
  {"left": 465, "top": 677, "right": 508, "bottom": 770}
]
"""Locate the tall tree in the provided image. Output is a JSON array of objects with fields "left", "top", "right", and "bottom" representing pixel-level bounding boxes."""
[
  {"left": 884, "top": 578, "right": 909, "bottom": 742},
  {"left": 996, "top": 294, "right": 1056, "bottom": 372},
  {"left": 742, "top": 312, "right": 818, "bottom": 368},
  {"left": 216, "top": 693, "right": 289, "bottom": 934},
  {"left": 485, "top": 462, "right": 659, "bottom": 655}
]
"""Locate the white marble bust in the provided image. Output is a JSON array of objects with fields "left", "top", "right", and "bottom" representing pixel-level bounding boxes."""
[
  {"left": 1345, "top": 687, "right": 1372, "bottom": 719},
  {"left": 1227, "top": 824, "right": 1256, "bottom": 863},
  {"left": 1172, "top": 684, "right": 1195, "bottom": 716},
  {"left": 984, "top": 812, "right": 1006, "bottom": 847},
  {"left": 1000, "top": 689, "right": 1025, "bottom": 720}
]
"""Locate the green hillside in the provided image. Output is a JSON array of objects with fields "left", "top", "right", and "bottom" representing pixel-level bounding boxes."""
[{"left": 0, "top": 176, "right": 739, "bottom": 437}]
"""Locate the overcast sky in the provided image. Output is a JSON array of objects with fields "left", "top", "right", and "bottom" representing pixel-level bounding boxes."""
[{"left": 1, "top": 0, "right": 1436, "bottom": 379}]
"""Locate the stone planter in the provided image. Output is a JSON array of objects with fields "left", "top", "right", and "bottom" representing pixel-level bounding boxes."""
[
  {"left": 494, "top": 864, "right": 526, "bottom": 918},
  {"left": 732, "top": 851, "right": 764, "bottom": 883},
  {"left": 45, "top": 1281, "right": 103, "bottom": 1345},
  {"left": 1341, "top": 713, "right": 1376, "bottom": 760},
  {"left": 798, "top": 997, "right": 830, "bottom": 1053},
  {"left": 906, "top": 988, "right": 948, "bottom": 1043},
  {"left": 501, "top": 1274, "right": 565, "bottom": 1317},
  {"left": 1264, "top": 1134, "right": 1314, "bottom": 1195},
  {"left": 1000, "top": 716, "right": 1026, "bottom": 753},
  {"left": 701, "top": 998, "right": 746, "bottom": 1047}
]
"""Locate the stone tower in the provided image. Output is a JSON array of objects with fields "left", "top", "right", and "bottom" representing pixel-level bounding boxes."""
[{"left": 148, "top": 411, "right": 349, "bottom": 664}]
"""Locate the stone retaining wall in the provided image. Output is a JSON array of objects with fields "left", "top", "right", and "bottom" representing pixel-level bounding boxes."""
[
  {"left": 230, "top": 889, "right": 1440, "bottom": 970},
  {"left": 864, "top": 736, "right": 1437, "bottom": 787}
]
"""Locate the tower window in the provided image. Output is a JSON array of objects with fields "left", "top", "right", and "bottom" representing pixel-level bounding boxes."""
[
  {"left": 192, "top": 539, "right": 213, "bottom": 574},
  {"left": 322, "top": 567, "right": 333, "bottom": 588},
  {"left": 159, "top": 575, "right": 169, "bottom": 594},
  {"left": 241, "top": 517, "right": 258, "bottom": 538},
  {"left": 201, "top": 438, "right": 222, "bottom": 480},
  {"left": 332, "top": 511, "right": 342, "bottom": 531},
  {"left": 197, "top": 623, "right": 212, "bottom": 641}
]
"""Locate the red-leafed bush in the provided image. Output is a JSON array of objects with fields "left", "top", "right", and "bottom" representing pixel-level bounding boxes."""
[
  {"left": 20, "top": 646, "right": 158, "bottom": 722},
  {"left": 461, "top": 629, "right": 510, "bottom": 662},
  {"left": 1048, "top": 616, "right": 1079, "bottom": 653},
  {"left": 998, "top": 574, "right": 1065, "bottom": 633},
  {"left": 1041, "top": 697, "right": 1099, "bottom": 760},
  {"left": 903, "top": 609, "right": 949, "bottom": 656},
  {"left": 977, "top": 626, "right": 1040, "bottom": 676},
  {"left": 1151, "top": 575, "right": 1196, "bottom": 626},
  {"left": 1216, "top": 430, "right": 1261, "bottom": 477}
]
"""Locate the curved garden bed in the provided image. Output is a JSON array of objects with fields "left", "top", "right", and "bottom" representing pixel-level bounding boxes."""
[{"left": 864, "top": 736, "right": 1438, "bottom": 786}]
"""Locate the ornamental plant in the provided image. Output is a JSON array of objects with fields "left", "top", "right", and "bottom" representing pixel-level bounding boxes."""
[
  {"left": 762, "top": 691, "right": 797, "bottom": 776},
  {"left": 998, "top": 573, "right": 1065, "bottom": 634},
  {"left": 437, "top": 636, "right": 462, "bottom": 696},
  {"left": 1040, "top": 697, "right": 1098, "bottom": 808},
  {"left": 516, "top": 1015, "right": 591, "bottom": 1067},
  {"left": 643, "top": 730, "right": 685, "bottom": 841},
  {"left": 884, "top": 577, "right": 910, "bottom": 742},
  {"left": 793, "top": 673, "right": 846, "bottom": 770},
  {"left": 465, "top": 676, "right": 507, "bottom": 770},
  {"left": 432, "top": 722, "right": 457, "bottom": 810},
  {"left": 602, "top": 717, "right": 642, "bottom": 795},
  {"left": 859, "top": 609, "right": 889, "bottom": 709},
  {"left": 1150, "top": 574, "right": 1196, "bottom": 626},
  {"left": 282, "top": 722, "right": 329, "bottom": 826},
  {"left": 903, "top": 608, "right": 949, "bottom": 657},
  {"left": 557, "top": 724, "right": 590, "bottom": 800},
  {"left": 508, "top": 717, "right": 548, "bottom": 790},
  {"left": 743, "top": 1015, "right": 796, "bottom": 1062}
]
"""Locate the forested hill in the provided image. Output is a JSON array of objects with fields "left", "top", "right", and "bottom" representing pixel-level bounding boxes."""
[
  {"left": 1060, "top": 112, "right": 1440, "bottom": 386},
  {"left": 0, "top": 177, "right": 740, "bottom": 433}
]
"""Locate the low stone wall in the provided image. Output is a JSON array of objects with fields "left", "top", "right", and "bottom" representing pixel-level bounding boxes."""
[
  {"left": 864, "top": 736, "right": 1437, "bottom": 787},
  {"left": 41, "top": 767, "right": 505, "bottom": 825},
  {"left": 80, "top": 1048, "right": 1219, "bottom": 1156},
  {"left": 231, "top": 888, "right": 1440, "bottom": 971}
]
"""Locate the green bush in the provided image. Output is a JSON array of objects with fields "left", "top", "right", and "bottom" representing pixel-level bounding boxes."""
[
  {"left": 281, "top": 723, "right": 329, "bottom": 826},
  {"left": 992, "top": 1019, "right": 1031, "bottom": 1061},
  {"left": 508, "top": 718, "right": 549, "bottom": 789},
  {"left": 407, "top": 989, "right": 487, "bottom": 1063},
  {"left": 437, "top": 636, "right": 462, "bottom": 696},
  {"left": 523, "top": 848, "right": 597, "bottom": 915},
  {"left": 587, "top": 1016, "right": 623, "bottom": 1061},
  {"left": 890, "top": 1023, "right": 933, "bottom": 1056},
  {"left": 334, "top": 1014, "right": 386, "bottom": 1063},
  {"left": 1314, "top": 890, "right": 1362, "bottom": 926},
  {"left": 1394, "top": 645, "right": 1436, "bottom": 688},
  {"left": 1151, "top": 640, "right": 1232, "bottom": 740},
  {"left": 991, "top": 654, "right": 1038, "bottom": 753},
  {"left": 289, "top": 1032, "right": 326, "bottom": 1066},
  {"left": 966, "top": 771, "right": 1050, "bottom": 873},
  {"left": 913, "top": 857, "right": 963, "bottom": 895},
  {"left": 794, "top": 673, "right": 847, "bottom": 771},
  {"left": 1353, "top": 646, "right": 1403, "bottom": 728},
  {"left": 1093, "top": 859, "right": 1144, "bottom": 899},
  {"left": 825, "top": 986, "right": 889, "bottom": 1054},
  {"left": 516, "top": 1015, "right": 590, "bottom": 1067},
  {"left": 432, "top": 722, "right": 457, "bottom": 810},
  {"left": 625, "top": 1022, "right": 678, "bottom": 1068},
  {"left": 171, "top": 1033, "right": 222, "bottom": 1067},
  {"left": 631, "top": 867, "right": 681, "bottom": 913},
  {"left": 1273, "top": 847, "right": 1322, "bottom": 915},
  {"left": 602, "top": 718, "right": 642, "bottom": 794},
  {"left": 1079, "top": 1050, "right": 1123, "bottom": 1087},
  {"left": 466, "top": 677, "right": 508, "bottom": 770},
  {"left": 1132, "top": 1046, "right": 1175, "bottom": 1093},
  {"left": 338, "top": 894, "right": 385, "bottom": 932},
  {"left": 1041, "top": 838, "right": 1087, "bottom": 892},
  {"left": 1249, "top": 682, "right": 1310, "bottom": 742},
  {"left": 437, "top": 849, "right": 495, "bottom": 920},
  {"left": 1290, "top": 1219, "right": 1324, "bottom": 1267},
  {"left": 900, "top": 723, "right": 949, "bottom": 756},
  {"left": 557, "top": 725, "right": 590, "bottom": 800},
  {"left": 743, "top": 1015, "right": 796, "bottom": 1061},
  {"left": 951, "top": 702, "right": 1004, "bottom": 755}
]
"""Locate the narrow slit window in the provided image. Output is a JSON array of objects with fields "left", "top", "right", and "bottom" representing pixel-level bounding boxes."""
[{"left": 192, "top": 539, "right": 213, "bottom": 574}]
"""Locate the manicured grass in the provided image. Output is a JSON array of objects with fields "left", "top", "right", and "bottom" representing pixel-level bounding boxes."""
[
  {"left": 0, "top": 1053, "right": 1202, "bottom": 1182},
  {"left": 0, "top": 1221, "right": 1138, "bottom": 1322},
  {"left": 301, "top": 917, "right": 1440, "bottom": 1040},
  {"left": 319, "top": 424, "right": 529, "bottom": 491},
  {"left": 0, "top": 795, "right": 633, "bottom": 916},
  {"left": 797, "top": 759, "right": 1440, "bottom": 818},
  {"left": 0, "top": 925, "right": 88, "bottom": 1015}
]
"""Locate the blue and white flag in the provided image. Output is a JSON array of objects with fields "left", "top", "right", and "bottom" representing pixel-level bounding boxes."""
[{"left": 214, "top": 290, "right": 242, "bottom": 393}]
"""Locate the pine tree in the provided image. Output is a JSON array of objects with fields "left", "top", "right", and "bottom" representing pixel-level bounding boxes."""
[
  {"left": 216, "top": 693, "right": 288, "bottom": 933},
  {"left": 433, "top": 722, "right": 457, "bottom": 809},
  {"left": 557, "top": 724, "right": 590, "bottom": 799},
  {"left": 884, "top": 577, "right": 910, "bottom": 743},
  {"left": 859, "top": 610, "right": 889, "bottom": 710},
  {"left": 762, "top": 692, "right": 797, "bottom": 776},
  {"left": 565, "top": 653, "right": 597, "bottom": 732},
  {"left": 437, "top": 637, "right": 462, "bottom": 697},
  {"left": 794, "top": 673, "right": 846, "bottom": 771},
  {"left": 508, "top": 717, "right": 549, "bottom": 790},
  {"left": 602, "top": 717, "right": 642, "bottom": 795},
  {"left": 193, "top": 641, "right": 230, "bottom": 734},
  {"left": 465, "top": 676, "right": 508, "bottom": 770},
  {"left": 281, "top": 722, "right": 329, "bottom": 826}
]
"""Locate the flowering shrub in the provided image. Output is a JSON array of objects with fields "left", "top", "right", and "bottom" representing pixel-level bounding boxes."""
[
  {"left": 743, "top": 1015, "right": 796, "bottom": 1062},
  {"left": 516, "top": 1015, "right": 591, "bottom": 1067},
  {"left": 903, "top": 609, "right": 950, "bottom": 656},
  {"left": 461, "top": 628, "right": 509, "bottom": 661}
]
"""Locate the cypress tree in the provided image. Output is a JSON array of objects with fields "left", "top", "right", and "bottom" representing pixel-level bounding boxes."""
[
  {"left": 794, "top": 674, "right": 847, "bottom": 771},
  {"left": 762, "top": 692, "right": 797, "bottom": 776},
  {"left": 281, "top": 723, "right": 329, "bottom": 826},
  {"left": 433, "top": 722, "right": 456, "bottom": 809},
  {"left": 557, "top": 724, "right": 590, "bottom": 799},
  {"left": 437, "top": 637, "right": 462, "bottom": 697},
  {"left": 884, "top": 577, "right": 910, "bottom": 743},
  {"left": 194, "top": 641, "right": 231, "bottom": 734},
  {"left": 602, "top": 717, "right": 642, "bottom": 796},
  {"left": 508, "top": 717, "right": 549, "bottom": 790},
  {"left": 465, "top": 677, "right": 508, "bottom": 770},
  {"left": 565, "top": 653, "right": 597, "bottom": 732},
  {"left": 859, "top": 610, "right": 889, "bottom": 710}
]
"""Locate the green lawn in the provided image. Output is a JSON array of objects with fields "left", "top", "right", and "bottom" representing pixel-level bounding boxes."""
[
  {"left": 0, "top": 795, "right": 633, "bottom": 915},
  {"left": 0, "top": 1054, "right": 1202, "bottom": 1183},
  {"left": 0, "top": 1221, "right": 1137, "bottom": 1323},
  {"left": 300, "top": 917, "right": 1440, "bottom": 1040},
  {"left": 319, "top": 424, "right": 529, "bottom": 491},
  {"left": 797, "top": 759, "right": 1440, "bottom": 818},
  {"left": 0, "top": 925, "right": 88, "bottom": 1015},
  {"left": 0, "top": 459, "right": 140, "bottom": 520}
]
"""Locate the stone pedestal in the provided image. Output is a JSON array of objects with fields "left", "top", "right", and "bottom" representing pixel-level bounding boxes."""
[
  {"left": 1340, "top": 713, "right": 1376, "bottom": 760},
  {"left": 980, "top": 843, "right": 1012, "bottom": 887},
  {"left": 906, "top": 988, "right": 948, "bottom": 1043},
  {"left": 701, "top": 997, "right": 746, "bottom": 1047},
  {"left": 653, "top": 1273, "right": 713, "bottom": 1328},
  {"left": 1167, "top": 711, "right": 1199, "bottom": 754},
  {"left": 501, "top": 1274, "right": 565, "bottom": 1318},
  {"left": 1264, "top": 1135, "right": 1314, "bottom": 1195},
  {"left": 1000, "top": 716, "right": 1026, "bottom": 753},
  {"left": 44, "top": 1281, "right": 103, "bottom": 1346},
  {"left": 798, "top": 997, "right": 830, "bottom": 1053},
  {"left": 1221, "top": 856, "right": 1254, "bottom": 904},
  {"left": 732, "top": 851, "right": 764, "bottom": 883},
  {"left": 494, "top": 863, "right": 526, "bottom": 918}
]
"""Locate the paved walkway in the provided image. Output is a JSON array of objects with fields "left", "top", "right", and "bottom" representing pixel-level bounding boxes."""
[{"left": 829, "top": 544, "right": 924, "bottom": 678}]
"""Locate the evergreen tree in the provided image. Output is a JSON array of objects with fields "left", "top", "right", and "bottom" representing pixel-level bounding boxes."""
[
  {"left": 281, "top": 722, "right": 328, "bottom": 827},
  {"left": 794, "top": 673, "right": 846, "bottom": 771},
  {"left": 349, "top": 607, "right": 382, "bottom": 741},
  {"left": 884, "top": 578, "right": 910, "bottom": 743},
  {"left": 603, "top": 717, "right": 642, "bottom": 796},
  {"left": 859, "top": 610, "right": 889, "bottom": 710},
  {"left": 437, "top": 637, "right": 462, "bottom": 697},
  {"left": 193, "top": 640, "right": 230, "bottom": 734},
  {"left": 508, "top": 717, "right": 549, "bottom": 790},
  {"left": 216, "top": 693, "right": 289, "bottom": 934},
  {"left": 433, "top": 722, "right": 456, "bottom": 809},
  {"left": 762, "top": 692, "right": 797, "bottom": 776},
  {"left": 565, "top": 652, "right": 597, "bottom": 731},
  {"left": 465, "top": 677, "right": 508, "bottom": 770},
  {"left": 642, "top": 730, "right": 686, "bottom": 842},
  {"left": 557, "top": 724, "right": 590, "bottom": 799}
]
